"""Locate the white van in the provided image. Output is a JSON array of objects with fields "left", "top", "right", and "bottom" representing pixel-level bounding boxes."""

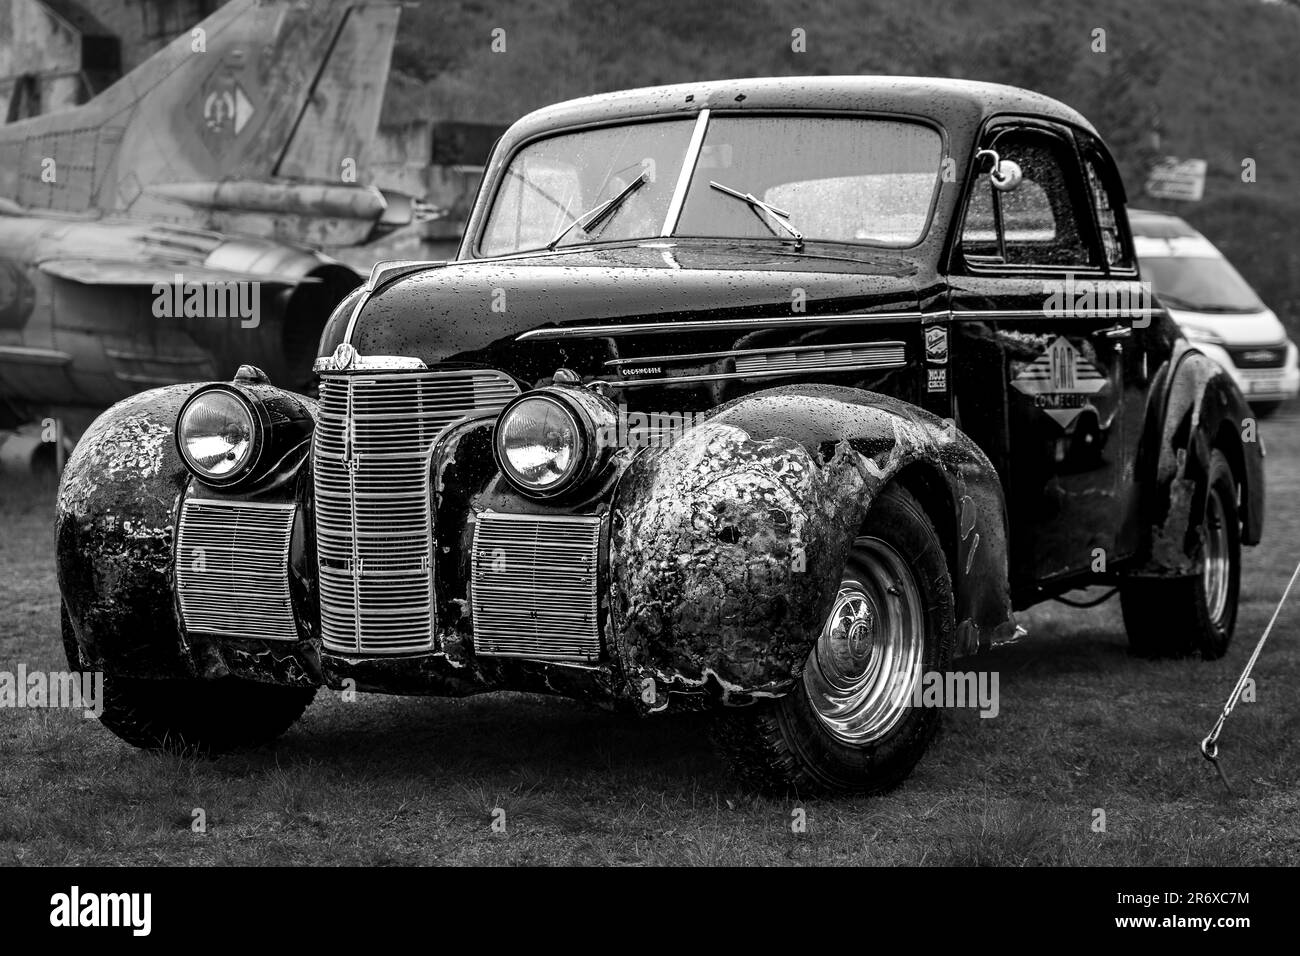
[{"left": 1131, "top": 209, "right": 1298, "bottom": 415}]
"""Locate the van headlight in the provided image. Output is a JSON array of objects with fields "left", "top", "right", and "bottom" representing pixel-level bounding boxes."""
[
  {"left": 1181, "top": 323, "right": 1224, "bottom": 345},
  {"left": 494, "top": 387, "right": 616, "bottom": 498},
  {"left": 177, "top": 386, "right": 265, "bottom": 486}
]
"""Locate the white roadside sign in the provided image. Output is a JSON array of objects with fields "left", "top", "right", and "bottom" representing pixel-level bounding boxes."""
[{"left": 1145, "top": 157, "right": 1207, "bottom": 201}]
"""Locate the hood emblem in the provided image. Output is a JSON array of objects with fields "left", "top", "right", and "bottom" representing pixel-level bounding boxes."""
[
  {"left": 332, "top": 343, "right": 358, "bottom": 370},
  {"left": 313, "top": 345, "right": 427, "bottom": 373}
]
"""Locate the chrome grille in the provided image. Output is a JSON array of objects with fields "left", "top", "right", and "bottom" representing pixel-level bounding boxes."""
[
  {"left": 733, "top": 342, "right": 906, "bottom": 374},
  {"left": 315, "top": 370, "right": 519, "bottom": 655},
  {"left": 176, "top": 499, "right": 298, "bottom": 641},
  {"left": 471, "top": 512, "right": 603, "bottom": 661},
  {"left": 1227, "top": 344, "right": 1287, "bottom": 369}
]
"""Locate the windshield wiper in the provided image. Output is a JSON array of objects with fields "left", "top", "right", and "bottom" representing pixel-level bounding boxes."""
[
  {"left": 547, "top": 171, "right": 648, "bottom": 250},
  {"left": 709, "top": 180, "right": 804, "bottom": 250}
]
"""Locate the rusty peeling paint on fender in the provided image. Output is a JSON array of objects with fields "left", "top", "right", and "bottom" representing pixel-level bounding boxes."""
[
  {"left": 56, "top": 385, "right": 322, "bottom": 686},
  {"left": 56, "top": 387, "right": 201, "bottom": 677},
  {"left": 611, "top": 420, "right": 870, "bottom": 703},
  {"left": 609, "top": 384, "right": 1015, "bottom": 712}
]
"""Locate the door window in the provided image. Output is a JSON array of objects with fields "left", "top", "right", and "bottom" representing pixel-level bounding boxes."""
[{"left": 961, "top": 128, "right": 1096, "bottom": 269}]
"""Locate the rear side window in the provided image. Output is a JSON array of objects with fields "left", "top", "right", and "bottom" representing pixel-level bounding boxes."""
[
  {"left": 1081, "top": 149, "right": 1134, "bottom": 270},
  {"left": 961, "top": 128, "right": 1096, "bottom": 269}
]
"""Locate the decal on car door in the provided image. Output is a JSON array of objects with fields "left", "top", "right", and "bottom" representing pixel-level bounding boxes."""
[{"left": 1010, "top": 335, "right": 1106, "bottom": 427}]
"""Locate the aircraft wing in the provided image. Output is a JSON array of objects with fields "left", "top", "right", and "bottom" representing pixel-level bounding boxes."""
[{"left": 38, "top": 260, "right": 322, "bottom": 287}]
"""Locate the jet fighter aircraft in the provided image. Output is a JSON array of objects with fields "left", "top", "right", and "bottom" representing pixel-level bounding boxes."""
[{"left": 0, "top": 0, "right": 408, "bottom": 471}]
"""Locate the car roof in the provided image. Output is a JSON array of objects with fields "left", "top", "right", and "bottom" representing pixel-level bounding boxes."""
[{"left": 503, "top": 75, "right": 1099, "bottom": 141}]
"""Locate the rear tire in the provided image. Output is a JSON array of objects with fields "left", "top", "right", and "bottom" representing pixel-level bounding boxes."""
[
  {"left": 62, "top": 605, "right": 315, "bottom": 755},
  {"left": 712, "top": 483, "right": 956, "bottom": 795},
  {"left": 1119, "top": 449, "right": 1239, "bottom": 659}
]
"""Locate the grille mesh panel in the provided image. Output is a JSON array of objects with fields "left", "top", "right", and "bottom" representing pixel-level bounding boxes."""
[
  {"left": 176, "top": 499, "right": 298, "bottom": 641},
  {"left": 315, "top": 370, "right": 518, "bottom": 655},
  {"left": 1226, "top": 345, "right": 1287, "bottom": 369},
  {"left": 733, "top": 342, "right": 905, "bottom": 373},
  {"left": 472, "top": 512, "right": 603, "bottom": 661}
]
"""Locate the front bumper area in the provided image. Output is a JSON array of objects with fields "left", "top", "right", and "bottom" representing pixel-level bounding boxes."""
[
  {"left": 1192, "top": 340, "right": 1300, "bottom": 404},
  {"left": 59, "top": 375, "right": 897, "bottom": 717},
  {"left": 166, "top": 405, "right": 636, "bottom": 707}
]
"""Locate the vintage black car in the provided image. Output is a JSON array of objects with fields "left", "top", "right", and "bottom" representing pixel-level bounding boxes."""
[{"left": 57, "top": 77, "right": 1264, "bottom": 794}]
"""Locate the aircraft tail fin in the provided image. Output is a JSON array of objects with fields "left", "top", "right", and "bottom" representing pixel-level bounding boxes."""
[{"left": 0, "top": 0, "right": 400, "bottom": 230}]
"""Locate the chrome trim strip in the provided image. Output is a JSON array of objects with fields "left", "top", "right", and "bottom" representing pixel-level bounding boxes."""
[
  {"left": 604, "top": 340, "right": 906, "bottom": 366},
  {"left": 517, "top": 312, "right": 921, "bottom": 341},
  {"left": 366, "top": 259, "right": 431, "bottom": 290},
  {"left": 517, "top": 307, "right": 1162, "bottom": 342},
  {"left": 945, "top": 308, "right": 1162, "bottom": 319},
  {"left": 604, "top": 361, "right": 906, "bottom": 388},
  {"left": 341, "top": 285, "right": 372, "bottom": 348},
  {"left": 186, "top": 498, "right": 301, "bottom": 510},
  {"left": 661, "top": 109, "right": 710, "bottom": 237}
]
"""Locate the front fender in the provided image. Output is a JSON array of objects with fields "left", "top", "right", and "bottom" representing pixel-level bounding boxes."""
[
  {"left": 1134, "top": 344, "right": 1265, "bottom": 576},
  {"left": 608, "top": 384, "right": 1014, "bottom": 709},
  {"left": 56, "top": 384, "right": 321, "bottom": 686},
  {"left": 56, "top": 386, "right": 201, "bottom": 678}
]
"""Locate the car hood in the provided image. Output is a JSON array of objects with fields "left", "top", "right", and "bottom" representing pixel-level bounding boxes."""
[
  {"left": 326, "top": 242, "right": 927, "bottom": 376},
  {"left": 1166, "top": 306, "right": 1289, "bottom": 346}
]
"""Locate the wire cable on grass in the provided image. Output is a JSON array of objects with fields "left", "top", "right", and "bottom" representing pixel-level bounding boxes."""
[
  {"left": 1052, "top": 588, "right": 1118, "bottom": 609},
  {"left": 1201, "top": 557, "right": 1300, "bottom": 794}
]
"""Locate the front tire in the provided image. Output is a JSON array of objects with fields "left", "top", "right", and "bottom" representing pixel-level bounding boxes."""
[
  {"left": 62, "top": 606, "right": 315, "bottom": 755},
  {"left": 712, "top": 484, "right": 955, "bottom": 795},
  {"left": 1119, "top": 449, "right": 1240, "bottom": 659}
]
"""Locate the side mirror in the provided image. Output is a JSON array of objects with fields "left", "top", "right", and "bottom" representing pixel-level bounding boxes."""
[
  {"left": 992, "top": 159, "right": 1023, "bottom": 193},
  {"left": 975, "top": 149, "right": 1023, "bottom": 193}
]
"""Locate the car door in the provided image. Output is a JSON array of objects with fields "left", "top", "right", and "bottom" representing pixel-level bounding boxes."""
[{"left": 947, "top": 119, "right": 1151, "bottom": 594}]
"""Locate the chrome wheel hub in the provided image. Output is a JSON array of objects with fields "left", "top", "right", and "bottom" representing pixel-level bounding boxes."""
[
  {"left": 1203, "top": 485, "right": 1230, "bottom": 626},
  {"left": 803, "top": 535, "right": 925, "bottom": 745}
]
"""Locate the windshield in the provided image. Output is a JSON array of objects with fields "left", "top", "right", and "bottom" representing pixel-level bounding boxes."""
[
  {"left": 677, "top": 116, "right": 941, "bottom": 245},
  {"left": 479, "top": 115, "right": 943, "bottom": 256},
  {"left": 480, "top": 120, "right": 695, "bottom": 257},
  {"left": 1139, "top": 255, "right": 1265, "bottom": 313}
]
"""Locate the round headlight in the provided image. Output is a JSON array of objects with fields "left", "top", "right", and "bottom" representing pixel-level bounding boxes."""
[
  {"left": 496, "top": 394, "right": 584, "bottom": 495},
  {"left": 177, "top": 387, "right": 261, "bottom": 485}
]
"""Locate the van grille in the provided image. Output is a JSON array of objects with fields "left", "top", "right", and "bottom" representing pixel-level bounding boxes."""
[
  {"left": 1226, "top": 344, "right": 1287, "bottom": 370},
  {"left": 314, "top": 370, "right": 518, "bottom": 655}
]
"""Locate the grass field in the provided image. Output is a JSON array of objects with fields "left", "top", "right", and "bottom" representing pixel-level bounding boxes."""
[{"left": 2, "top": 409, "right": 1297, "bottom": 866}]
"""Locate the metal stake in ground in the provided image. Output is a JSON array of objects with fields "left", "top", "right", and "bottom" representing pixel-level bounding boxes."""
[{"left": 1201, "top": 558, "right": 1300, "bottom": 793}]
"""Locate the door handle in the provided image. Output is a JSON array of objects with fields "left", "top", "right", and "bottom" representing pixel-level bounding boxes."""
[{"left": 1095, "top": 324, "right": 1132, "bottom": 339}]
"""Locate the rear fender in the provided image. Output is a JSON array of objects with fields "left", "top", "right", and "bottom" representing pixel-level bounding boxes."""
[{"left": 1134, "top": 344, "right": 1265, "bottom": 576}]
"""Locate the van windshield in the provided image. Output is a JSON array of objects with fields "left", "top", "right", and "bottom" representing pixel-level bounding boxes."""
[{"left": 1140, "top": 255, "right": 1264, "bottom": 313}]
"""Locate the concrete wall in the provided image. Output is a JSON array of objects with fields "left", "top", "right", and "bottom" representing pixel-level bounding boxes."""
[
  {"left": 59, "top": 0, "right": 215, "bottom": 70},
  {"left": 0, "top": 0, "right": 85, "bottom": 119}
]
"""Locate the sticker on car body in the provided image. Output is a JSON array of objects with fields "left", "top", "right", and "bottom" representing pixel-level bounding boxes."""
[
  {"left": 1010, "top": 335, "right": 1106, "bottom": 427},
  {"left": 925, "top": 326, "right": 949, "bottom": 364}
]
